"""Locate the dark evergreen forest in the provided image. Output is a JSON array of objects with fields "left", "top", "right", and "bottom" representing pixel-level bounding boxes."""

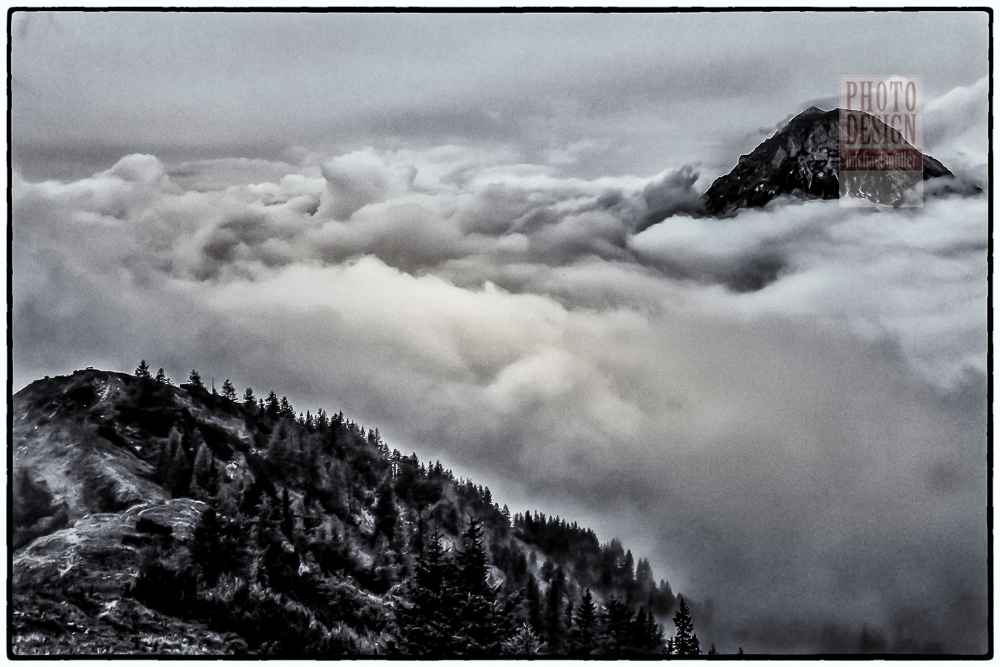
[{"left": 18, "top": 362, "right": 709, "bottom": 656}]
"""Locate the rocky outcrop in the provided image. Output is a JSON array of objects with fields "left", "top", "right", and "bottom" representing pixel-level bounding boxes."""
[{"left": 702, "top": 107, "right": 953, "bottom": 215}]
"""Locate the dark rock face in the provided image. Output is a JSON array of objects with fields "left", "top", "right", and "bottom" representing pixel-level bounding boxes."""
[{"left": 702, "top": 107, "right": 953, "bottom": 215}]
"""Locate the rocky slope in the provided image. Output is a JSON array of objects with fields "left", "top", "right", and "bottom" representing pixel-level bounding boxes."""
[
  {"left": 702, "top": 107, "right": 954, "bottom": 215},
  {"left": 11, "top": 368, "right": 687, "bottom": 656}
]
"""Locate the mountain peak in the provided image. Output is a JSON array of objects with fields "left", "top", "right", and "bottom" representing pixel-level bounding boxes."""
[{"left": 702, "top": 106, "right": 953, "bottom": 215}]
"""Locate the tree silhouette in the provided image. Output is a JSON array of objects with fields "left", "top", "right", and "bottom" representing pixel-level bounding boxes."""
[
  {"left": 154, "top": 368, "right": 167, "bottom": 383},
  {"left": 669, "top": 596, "right": 700, "bottom": 655},
  {"left": 265, "top": 391, "right": 280, "bottom": 419},
  {"left": 396, "top": 525, "right": 461, "bottom": 655},
  {"left": 135, "top": 360, "right": 151, "bottom": 378},
  {"left": 191, "top": 441, "right": 217, "bottom": 500},
  {"left": 601, "top": 595, "right": 633, "bottom": 654},
  {"left": 524, "top": 574, "right": 544, "bottom": 636},
  {"left": 456, "top": 515, "right": 489, "bottom": 597},
  {"left": 373, "top": 480, "right": 398, "bottom": 544},
  {"left": 570, "top": 588, "right": 598, "bottom": 655},
  {"left": 191, "top": 505, "right": 224, "bottom": 586},
  {"left": 166, "top": 438, "right": 192, "bottom": 498},
  {"left": 544, "top": 565, "right": 566, "bottom": 653},
  {"left": 221, "top": 378, "right": 237, "bottom": 401},
  {"left": 188, "top": 369, "right": 204, "bottom": 388},
  {"left": 454, "top": 515, "right": 506, "bottom": 654}
]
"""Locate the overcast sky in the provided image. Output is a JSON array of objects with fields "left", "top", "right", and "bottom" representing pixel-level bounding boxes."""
[
  {"left": 11, "top": 10, "right": 990, "bottom": 654},
  {"left": 12, "top": 11, "right": 988, "bottom": 180}
]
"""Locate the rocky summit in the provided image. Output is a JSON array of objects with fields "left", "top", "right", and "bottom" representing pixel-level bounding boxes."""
[{"left": 702, "top": 107, "right": 953, "bottom": 215}]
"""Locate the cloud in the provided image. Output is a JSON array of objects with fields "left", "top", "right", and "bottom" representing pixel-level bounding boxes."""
[
  {"left": 320, "top": 148, "right": 416, "bottom": 221},
  {"left": 924, "top": 75, "right": 989, "bottom": 186},
  {"left": 11, "top": 80, "right": 988, "bottom": 653}
]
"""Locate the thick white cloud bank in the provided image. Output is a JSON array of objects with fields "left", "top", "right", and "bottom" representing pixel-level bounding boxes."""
[{"left": 12, "top": 80, "right": 988, "bottom": 654}]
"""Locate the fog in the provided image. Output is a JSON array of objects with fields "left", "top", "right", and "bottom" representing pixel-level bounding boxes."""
[{"left": 11, "top": 11, "right": 989, "bottom": 654}]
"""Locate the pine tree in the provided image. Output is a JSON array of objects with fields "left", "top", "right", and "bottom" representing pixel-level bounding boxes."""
[
  {"left": 155, "top": 428, "right": 182, "bottom": 485},
  {"left": 544, "top": 566, "right": 566, "bottom": 653},
  {"left": 280, "top": 487, "right": 294, "bottom": 538},
  {"left": 191, "top": 504, "right": 224, "bottom": 586},
  {"left": 453, "top": 515, "right": 503, "bottom": 655},
  {"left": 524, "top": 574, "right": 544, "bottom": 636},
  {"left": 456, "top": 516, "right": 489, "bottom": 597},
  {"left": 266, "top": 391, "right": 280, "bottom": 419},
  {"left": 191, "top": 441, "right": 216, "bottom": 500},
  {"left": 501, "top": 624, "right": 543, "bottom": 655},
  {"left": 570, "top": 588, "right": 598, "bottom": 655},
  {"left": 166, "top": 438, "right": 192, "bottom": 498},
  {"left": 154, "top": 368, "right": 166, "bottom": 383},
  {"left": 135, "top": 360, "right": 151, "bottom": 378},
  {"left": 633, "top": 607, "right": 649, "bottom": 652},
  {"left": 243, "top": 387, "right": 255, "bottom": 406},
  {"left": 373, "top": 480, "right": 398, "bottom": 543},
  {"left": 601, "top": 595, "right": 634, "bottom": 655},
  {"left": 221, "top": 378, "right": 236, "bottom": 401},
  {"left": 643, "top": 606, "right": 665, "bottom": 652},
  {"left": 396, "top": 526, "right": 461, "bottom": 655},
  {"left": 188, "top": 369, "right": 204, "bottom": 388},
  {"left": 670, "top": 596, "right": 700, "bottom": 655}
]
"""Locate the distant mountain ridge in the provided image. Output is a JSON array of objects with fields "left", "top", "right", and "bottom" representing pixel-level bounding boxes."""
[
  {"left": 702, "top": 107, "right": 954, "bottom": 215},
  {"left": 12, "top": 367, "right": 695, "bottom": 656}
]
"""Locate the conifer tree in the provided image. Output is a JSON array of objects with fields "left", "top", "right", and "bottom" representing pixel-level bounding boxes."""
[
  {"left": 188, "top": 369, "right": 204, "bottom": 388},
  {"left": 454, "top": 515, "right": 504, "bottom": 655},
  {"left": 374, "top": 480, "right": 398, "bottom": 543},
  {"left": 571, "top": 588, "right": 598, "bottom": 655},
  {"left": 544, "top": 566, "right": 567, "bottom": 653},
  {"left": 524, "top": 574, "right": 544, "bottom": 636},
  {"left": 456, "top": 516, "right": 489, "bottom": 597},
  {"left": 670, "top": 596, "right": 700, "bottom": 655},
  {"left": 396, "top": 526, "right": 461, "bottom": 655},
  {"left": 501, "top": 624, "right": 543, "bottom": 655},
  {"left": 221, "top": 378, "right": 237, "bottom": 401},
  {"left": 643, "top": 607, "right": 665, "bottom": 652},
  {"left": 191, "top": 504, "right": 224, "bottom": 586},
  {"left": 243, "top": 387, "right": 255, "bottom": 406},
  {"left": 266, "top": 391, "right": 280, "bottom": 419},
  {"left": 135, "top": 360, "right": 151, "bottom": 378},
  {"left": 155, "top": 368, "right": 167, "bottom": 383},
  {"left": 601, "top": 595, "right": 634, "bottom": 654},
  {"left": 166, "top": 438, "right": 192, "bottom": 498},
  {"left": 191, "top": 441, "right": 216, "bottom": 500},
  {"left": 155, "top": 428, "right": 182, "bottom": 485},
  {"left": 280, "top": 487, "right": 294, "bottom": 538}
]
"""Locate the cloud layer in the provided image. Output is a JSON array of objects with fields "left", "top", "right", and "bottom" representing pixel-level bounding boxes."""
[{"left": 12, "top": 79, "right": 988, "bottom": 654}]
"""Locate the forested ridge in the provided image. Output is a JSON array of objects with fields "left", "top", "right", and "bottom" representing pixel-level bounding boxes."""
[{"left": 12, "top": 364, "right": 712, "bottom": 656}]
